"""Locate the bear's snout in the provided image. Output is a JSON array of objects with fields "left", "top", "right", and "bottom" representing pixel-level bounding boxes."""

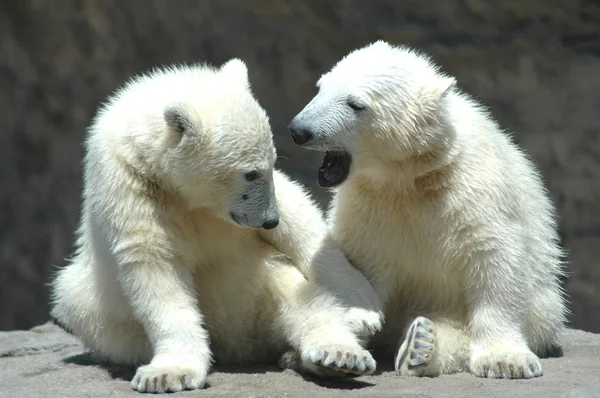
[
  {"left": 288, "top": 120, "right": 313, "bottom": 146},
  {"left": 261, "top": 217, "right": 279, "bottom": 230}
]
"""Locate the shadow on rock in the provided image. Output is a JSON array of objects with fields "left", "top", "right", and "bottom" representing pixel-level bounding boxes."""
[
  {"left": 215, "top": 363, "right": 373, "bottom": 389},
  {"left": 63, "top": 352, "right": 136, "bottom": 381},
  {"left": 294, "top": 371, "right": 375, "bottom": 390},
  {"left": 212, "top": 363, "right": 279, "bottom": 375},
  {"left": 62, "top": 353, "right": 373, "bottom": 390}
]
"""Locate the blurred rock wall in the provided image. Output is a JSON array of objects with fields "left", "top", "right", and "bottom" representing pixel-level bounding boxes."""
[{"left": 0, "top": 0, "right": 598, "bottom": 331}]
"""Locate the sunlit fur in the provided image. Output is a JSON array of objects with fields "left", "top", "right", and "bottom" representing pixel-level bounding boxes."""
[
  {"left": 50, "top": 59, "right": 382, "bottom": 393},
  {"left": 294, "top": 41, "right": 568, "bottom": 379}
]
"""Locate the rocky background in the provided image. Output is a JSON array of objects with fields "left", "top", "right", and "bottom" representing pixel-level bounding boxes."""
[{"left": 0, "top": 0, "right": 598, "bottom": 332}]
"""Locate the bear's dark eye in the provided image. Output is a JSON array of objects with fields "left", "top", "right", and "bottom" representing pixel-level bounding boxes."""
[
  {"left": 347, "top": 101, "right": 366, "bottom": 112},
  {"left": 244, "top": 171, "right": 260, "bottom": 182}
]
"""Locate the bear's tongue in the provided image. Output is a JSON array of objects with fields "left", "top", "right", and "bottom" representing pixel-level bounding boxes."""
[{"left": 318, "top": 150, "right": 351, "bottom": 188}]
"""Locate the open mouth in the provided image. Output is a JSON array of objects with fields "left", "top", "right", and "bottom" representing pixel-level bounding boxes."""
[{"left": 318, "top": 150, "right": 352, "bottom": 188}]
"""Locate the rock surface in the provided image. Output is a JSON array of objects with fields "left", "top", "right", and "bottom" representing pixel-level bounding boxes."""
[
  {"left": 0, "top": 322, "right": 599, "bottom": 398},
  {"left": 0, "top": 0, "right": 599, "bottom": 332}
]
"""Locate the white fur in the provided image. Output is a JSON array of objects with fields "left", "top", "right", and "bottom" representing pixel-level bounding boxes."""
[
  {"left": 50, "top": 59, "right": 382, "bottom": 393},
  {"left": 290, "top": 41, "right": 567, "bottom": 379}
]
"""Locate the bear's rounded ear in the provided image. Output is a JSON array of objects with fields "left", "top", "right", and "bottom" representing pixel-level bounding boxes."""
[
  {"left": 220, "top": 58, "right": 248, "bottom": 87},
  {"left": 164, "top": 103, "right": 200, "bottom": 137},
  {"left": 422, "top": 75, "right": 456, "bottom": 109},
  {"left": 437, "top": 76, "right": 457, "bottom": 98}
]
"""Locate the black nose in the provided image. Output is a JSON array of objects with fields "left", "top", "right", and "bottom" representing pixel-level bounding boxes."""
[
  {"left": 288, "top": 124, "right": 313, "bottom": 146},
  {"left": 262, "top": 218, "right": 279, "bottom": 230}
]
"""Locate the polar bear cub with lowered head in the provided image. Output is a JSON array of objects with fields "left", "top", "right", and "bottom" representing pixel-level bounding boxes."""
[
  {"left": 50, "top": 59, "right": 383, "bottom": 393},
  {"left": 288, "top": 41, "right": 567, "bottom": 379}
]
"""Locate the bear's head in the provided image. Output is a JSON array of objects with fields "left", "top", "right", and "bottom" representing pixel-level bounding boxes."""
[
  {"left": 161, "top": 59, "right": 279, "bottom": 230},
  {"left": 287, "top": 41, "right": 457, "bottom": 188}
]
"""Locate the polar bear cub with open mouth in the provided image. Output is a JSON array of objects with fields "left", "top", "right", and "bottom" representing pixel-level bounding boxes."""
[{"left": 288, "top": 41, "right": 567, "bottom": 379}]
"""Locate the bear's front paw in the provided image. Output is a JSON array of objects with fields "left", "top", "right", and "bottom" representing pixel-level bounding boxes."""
[
  {"left": 300, "top": 344, "right": 376, "bottom": 377},
  {"left": 470, "top": 347, "right": 542, "bottom": 379},
  {"left": 131, "top": 356, "right": 208, "bottom": 393},
  {"left": 345, "top": 307, "right": 384, "bottom": 339}
]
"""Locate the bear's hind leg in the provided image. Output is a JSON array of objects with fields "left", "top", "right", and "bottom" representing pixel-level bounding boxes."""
[
  {"left": 395, "top": 316, "right": 469, "bottom": 377},
  {"left": 525, "top": 283, "right": 566, "bottom": 359},
  {"left": 51, "top": 261, "right": 154, "bottom": 366}
]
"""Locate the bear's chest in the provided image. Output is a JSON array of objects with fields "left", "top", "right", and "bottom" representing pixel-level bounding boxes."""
[
  {"left": 169, "top": 209, "right": 268, "bottom": 270},
  {"left": 167, "top": 212, "right": 285, "bottom": 360},
  {"left": 330, "top": 183, "right": 466, "bottom": 304}
]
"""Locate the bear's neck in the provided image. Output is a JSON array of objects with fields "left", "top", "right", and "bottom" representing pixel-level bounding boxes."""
[{"left": 351, "top": 129, "right": 461, "bottom": 195}]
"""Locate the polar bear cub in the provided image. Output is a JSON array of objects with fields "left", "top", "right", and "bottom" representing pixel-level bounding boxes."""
[
  {"left": 50, "top": 59, "right": 383, "bottom": 393},
  {"left": 288, "top": 41, "right": 567, "bottom": 379}
]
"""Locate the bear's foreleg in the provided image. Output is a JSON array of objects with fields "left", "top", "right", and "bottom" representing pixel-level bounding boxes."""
[
  {"left": 465, "top": 248, "right": 543, "bottom": 379},
  {"left": 117, "top": 260, "right": 212, "bottom": 392},
  {"left": 268, "top": 263, "right": 377, "bottom": 378}
]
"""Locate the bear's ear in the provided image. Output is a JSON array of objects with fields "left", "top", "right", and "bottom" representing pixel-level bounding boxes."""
[
  {"left": 220, "top": 58, "right": 248, "bottom": 87},
  {"left": 434, "top": 76, "right": 456, "bottom": 100},
  {"left": 164, "top": 103, "right": 200, "bottom": 137},
  {"left": 422, "top": 75, "right": 456, "bottom": 108}
]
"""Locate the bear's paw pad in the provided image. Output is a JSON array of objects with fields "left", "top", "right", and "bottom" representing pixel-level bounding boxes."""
[{"left": 395, "top": 316, "right": 436, "bottom": 376}]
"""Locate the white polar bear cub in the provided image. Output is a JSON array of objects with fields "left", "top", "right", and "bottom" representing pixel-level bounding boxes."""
[
  {"left": 288, "top": 41, "right": 567, "bottom": 379},
  {"left": 50, "top": 59, "right": 383, "bottom": 393}
]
